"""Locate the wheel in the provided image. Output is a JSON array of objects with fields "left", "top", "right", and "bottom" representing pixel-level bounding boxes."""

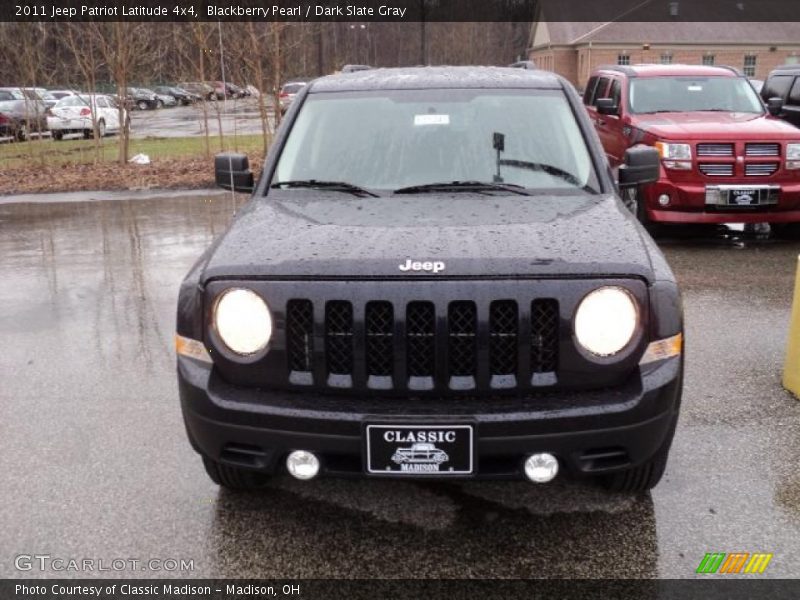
[
  {"left": 770, "top": 222, "right": 800, "bottom": 239},
  {"left": 83, "top": 129, "right": 92, "bottom": 139},
  {"left": 602, "top": 418, "right": 677, "bottom": 493},
  {"left": 96, "top": 119, "right": 106, "bottom": 138},
  {"left": 622, "top": 185, "right": 661, "bottom": 237},
  {"left": 15, "top": 123, "right": 27, "bottom": 142},
  {"left": 136, "top": 100, "right": 148, "bottom": 111},
  {"left": 156, "top": 99, "right": 164, "bottom": 108},
  {"left": 52, "top": 131, "right": 63, "bottom": 141},
  {"left": 202, "top": 456, "right": 270, "bottom": 491}
]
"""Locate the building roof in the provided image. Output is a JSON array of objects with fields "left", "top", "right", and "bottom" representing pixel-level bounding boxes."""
[
  {"left": 531, "top": 0, "right": 800, "bottom": 48},
  {"left": 310, "top": 66, "right": 564, "bottom": 93}
]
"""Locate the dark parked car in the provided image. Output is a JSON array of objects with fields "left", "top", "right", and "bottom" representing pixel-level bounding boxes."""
[
  {"left": 153, "top": 86, "right": 200, "bottom": 106},
  {"left": 178, "top": 81, "right": 216, "bottom": 101},
  {"left": 125, "top": 87, "right": 158, "bottom": 110},
  {"left": 177, "top": 66, "right": 684, "bottom": 494},
  {"left": 0, "top": 98, "right": 48, "bottom": 140},
  {"left": 761, "top": 65, "right": 800, "bottom": 128}
]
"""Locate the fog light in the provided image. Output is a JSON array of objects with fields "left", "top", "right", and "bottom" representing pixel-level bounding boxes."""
[
  {"left": 658, "top": 194, "right": 670, "bottom": 206},
  {"left": 286, "top": 450, "right": 320, "bottom": 480},
  {"left": 524, "top": 453, "right": 559, "bottom": 483}
]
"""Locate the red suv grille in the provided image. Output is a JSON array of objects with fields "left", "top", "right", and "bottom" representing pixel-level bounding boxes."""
[{"left": 699, "top": 163, "right": 734, "bottom": 176}]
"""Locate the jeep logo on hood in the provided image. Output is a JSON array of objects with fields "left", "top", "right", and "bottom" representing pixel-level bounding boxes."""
[{"left": 399, "top": 259, "right": 445, "bottom": 274}]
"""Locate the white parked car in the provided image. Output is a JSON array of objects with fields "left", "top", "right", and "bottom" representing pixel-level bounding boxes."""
[{"left": 47, "top": 94, "right": 126, "bottom": 140}]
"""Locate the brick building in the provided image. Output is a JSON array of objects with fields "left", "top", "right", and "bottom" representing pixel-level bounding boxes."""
[{"left": 528, "top": 20, "right": 800, "bottom": 90}]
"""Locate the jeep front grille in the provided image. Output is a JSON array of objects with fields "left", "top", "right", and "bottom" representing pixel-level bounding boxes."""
[{"left": 285, "top": 298, "right": 560, "bottom": 391}]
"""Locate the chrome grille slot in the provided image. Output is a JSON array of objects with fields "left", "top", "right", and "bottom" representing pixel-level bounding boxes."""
[
  {"left": 746, "top": 143, "right": 780, "bottom": 157},
  {"left": 745, "top": 163, "right": 779, "bottom": 176},
  {"left": 697, "top": 143, "right": 734, "bottom": 157},
  {"left": 699, "top": 163, "right": 734, "bottom": 176}
]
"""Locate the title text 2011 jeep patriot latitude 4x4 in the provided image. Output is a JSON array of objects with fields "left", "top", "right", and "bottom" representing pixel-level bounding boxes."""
[
  {"left": 176, "top": 66, "right": 684, "bottom": 493},
  {"left": 584, "top": 64, "right": 800, "bottom": 232}
]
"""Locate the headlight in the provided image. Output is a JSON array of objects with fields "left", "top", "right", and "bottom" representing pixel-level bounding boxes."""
[
  {"left": 574, "top": 286, "right": 639, "bottom": 357},
  {"left": 654, "top": 141, "right": 692, "bottom": 170},
  {"left": 214, "top": 288, "right": 272, "bottom": 355},
  {"left": 787, "top": 143, "right": 800, "bottom": 169}
]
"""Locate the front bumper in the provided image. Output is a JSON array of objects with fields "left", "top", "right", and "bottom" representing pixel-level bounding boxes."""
[
  {"left": 179, "top": 355, "right": 682, "bottom": 481},
  {"left": 643, "top": 178, "right": 800, "bottom": 224}
]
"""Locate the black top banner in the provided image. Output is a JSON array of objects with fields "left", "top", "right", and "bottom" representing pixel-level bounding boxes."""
[{"left": 4, "top": 0, "right": 800, "bottom": 23}]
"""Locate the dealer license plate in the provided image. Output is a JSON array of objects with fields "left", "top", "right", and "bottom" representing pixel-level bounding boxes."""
[{"left": 365, "top": 424, "right": 474, "bottom": 476}]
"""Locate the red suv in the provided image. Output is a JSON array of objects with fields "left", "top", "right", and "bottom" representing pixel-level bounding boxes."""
[{"left": 584, "top": 64, "right": 800, "bottom": 232}]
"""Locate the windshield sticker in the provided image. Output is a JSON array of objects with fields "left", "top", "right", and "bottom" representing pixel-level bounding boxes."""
[
  {"left": 414, "top": 114, "right": 450, "bottom": 126},
  {"left": 687, "top": 85, "right": 703, "bottom": 92}
]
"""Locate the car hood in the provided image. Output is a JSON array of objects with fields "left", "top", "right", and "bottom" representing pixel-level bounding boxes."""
[
  {"left": 636, "top": 112, "right": 800, "bottom": 140},
  {"left": 200, "top": 193, "right": 656, "bottom": 281}
]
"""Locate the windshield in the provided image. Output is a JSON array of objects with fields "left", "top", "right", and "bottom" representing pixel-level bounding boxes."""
[
  {"left": 274, "top": 89, "right": 598, "bottom": 193},
  {"left": 629, "top": 76, "right": 764, "bottom": 114}
]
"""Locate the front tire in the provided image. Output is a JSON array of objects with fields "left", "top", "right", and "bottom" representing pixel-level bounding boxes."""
[
  {"left": 770, "top": 222, "right": 800, "bottom": 239},
  {"left": 156, "top": 99, "right": 164, "bottom": 109},
  {"left": 622, "top": 185, "right": 661, "bottom": 237},
  {"left": 15, "top": 123, "right": 27, "bottom": 142},
  {"left": 96, "top": 119, "right": 106, "bottom": 138},
  {"left": 52, "top": 130, "right": 63, "bottom": 141},
  {"left": 137, "top": 100, "right": 149, "bottom": 111},
  {"left": 202, "top": 456, "right": 270, "bottom": 491}
]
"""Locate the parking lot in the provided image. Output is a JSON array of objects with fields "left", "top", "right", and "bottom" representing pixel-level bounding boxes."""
[{"left": 1, "top": 190, "right": 800, "bottom": 578}]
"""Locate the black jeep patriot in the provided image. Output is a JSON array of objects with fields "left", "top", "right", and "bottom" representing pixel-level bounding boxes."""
[{"left": 176, "top": 66, "right": 683, "bottom": 493}]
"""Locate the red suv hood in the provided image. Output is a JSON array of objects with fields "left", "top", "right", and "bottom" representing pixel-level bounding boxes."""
[{"left": 635, "top": 112, "right": 800, "bottom": 141}]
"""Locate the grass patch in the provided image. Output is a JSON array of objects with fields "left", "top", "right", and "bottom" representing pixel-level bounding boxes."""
[{"left": 0, "top": 133, "right": 267, "bottom": 169}]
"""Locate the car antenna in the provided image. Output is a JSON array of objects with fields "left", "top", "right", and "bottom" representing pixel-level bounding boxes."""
[{"left": 493, "top": 132, "right": 505, "bottom": 183}]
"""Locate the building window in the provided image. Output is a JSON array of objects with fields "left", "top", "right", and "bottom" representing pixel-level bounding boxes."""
[
  {"left": 660, "top": 52, "right": 673, "bottom": 65},
  {"left": 744, "top": 54, "right": 757, "bottom": 77},
  {"left": 702, "top": 54, "right": 715, "bottom": 66},
  {"left": 617, "top": 54, "right": 630, "bottom": 66}
]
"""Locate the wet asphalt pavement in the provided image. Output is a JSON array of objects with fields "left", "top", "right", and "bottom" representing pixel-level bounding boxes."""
[
  {"left": 130, "top": 98, "right": 272, "bottom": 138},
  {"left": 2, "top": 191, "right": 800, "bottom": 579}
]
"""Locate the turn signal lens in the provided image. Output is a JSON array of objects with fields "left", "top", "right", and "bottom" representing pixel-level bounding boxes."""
[
  {"left": 639, "top": 333, "right": 683, "bottom": 365},
  {"left": 175, "top": 334, "right": 212, "bottom": 363}
]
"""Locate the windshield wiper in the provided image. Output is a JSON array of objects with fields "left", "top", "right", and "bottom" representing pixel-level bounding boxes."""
[
  {"left": 496, "top": 159, "right": 585, "bottom": 188},
  {"left": 271, "top": 179, "right": 379, "bottom": 197},
  {"left": 393, "top": 181, "right": 531, "bottom": 196}
]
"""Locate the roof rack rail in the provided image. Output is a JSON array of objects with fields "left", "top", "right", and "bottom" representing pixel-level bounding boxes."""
[
  {"left": 340, "top": 64, "right": 373, "bottom": 73},
  {"left": 508, "top": 60, "right": 537, "bottom": 70}
]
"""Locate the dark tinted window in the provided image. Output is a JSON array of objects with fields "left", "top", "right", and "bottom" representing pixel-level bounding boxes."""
[
  {"left": 592, "top": 77, "right": 611, "bottom": 105},
  {"left": 790, "top": 78, "right": 800, "bottom": 105},
  {"left": 609, "top": 79, "right": 622, "bottom": 106},
  {"left": 583, "top": 76, "right": 598, "bottom": 105},
  {"left": 762, "top": 74, "right": 794, "bottom": 101}
]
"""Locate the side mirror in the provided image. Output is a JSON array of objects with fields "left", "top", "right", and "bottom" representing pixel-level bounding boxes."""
[
  {"left": 595, "top": 97, "right": 619, "bottom": 116},
  {"left": 618, "top": 145, "right": 660, "bottom": 187},
  {"left": 767, "top": 97, "right": 784, "bottom": 116},
  {"left": 215, "top": 152, "right": 254, "bottom": 193}
]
